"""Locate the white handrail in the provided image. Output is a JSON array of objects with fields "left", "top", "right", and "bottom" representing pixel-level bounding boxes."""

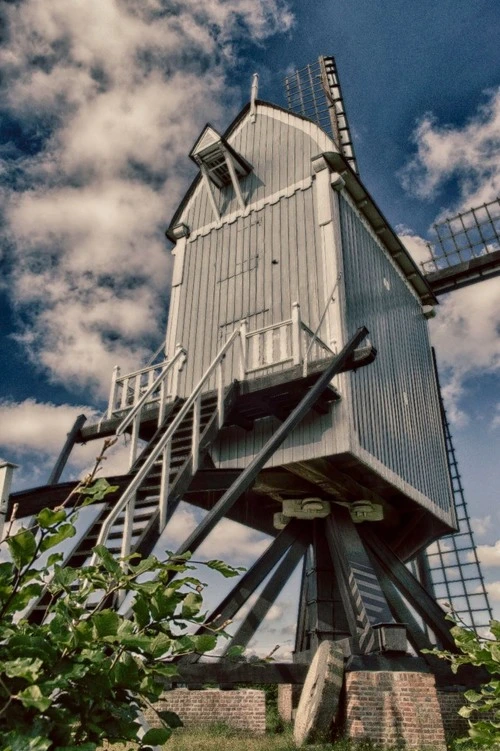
[
  {"left": 116, "top": 345, "right": 186, "bottom": 437},
  {"left": 90, "top": 324, "right": 244, "bottom": 564},
  {"left": 303, "top": 272, "right": 342, "bottom": 375}
]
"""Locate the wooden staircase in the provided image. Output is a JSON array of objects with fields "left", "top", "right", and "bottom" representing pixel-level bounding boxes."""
[{"left": 27, "top": 385, "right": 238, "bottom": 624}]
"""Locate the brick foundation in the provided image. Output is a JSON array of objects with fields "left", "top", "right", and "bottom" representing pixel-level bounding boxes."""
[
  {"left": 277, "top": 683, "right": 302, "bottom": 722},
  {"left": 145, "top": 688, "right": 266, "bottom": 735},
  {"left": 343, "top": 671, "right": 447, "bottom": 750}
]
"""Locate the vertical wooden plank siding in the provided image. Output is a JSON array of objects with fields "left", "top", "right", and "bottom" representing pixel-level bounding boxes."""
[
  {"left": 166, "top": 106, "right": 350, "bottom": 468},
  {"left": 339, "top": 194, "right": 453, "bottom": 517}
]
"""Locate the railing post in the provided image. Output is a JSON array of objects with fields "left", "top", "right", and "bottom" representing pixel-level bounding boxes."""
[
  {"left": 191, "top": 395, "right": 201, "bottom": 474},
  {"left": 171, "top": 344, "right": 186, "bottom": 400},
  {"left": 120, "top": 493, "right": 136, "bottom": 565},
  {"left": 129, "top": 414, "right": 140, "bottom": 469},
  {"left": 217, "top": 359, "right": 224, "bottom": 429},
  {"left": 239, "top": 319, "right": 248, "bottom": 380},
  {"left": 107, "top": 365, "right": 120, "bottom": 418},
  {"left": 292, "top": 302, "right": 302, "bottom": 366},
  {"left": 159, "top": 441, "right": 171, "bottom": 531},
  {"left": 0, "top": 461, "right": 17, "bottom": 540}
]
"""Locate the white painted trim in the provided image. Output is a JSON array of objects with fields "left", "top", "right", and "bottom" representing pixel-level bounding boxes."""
[
  {"left": 200, "top": 164, "right": 221, "bottom": 222},
  {"left": 179, "top": 104, "right": 338, "bottom": 226},
  {"left": 171, "top": 235, "right": 187, "bottom": 287},
  {"left": 312, "top": 156, "right": 343, "bottom": 354},
  {"left": 222, "top": 145, "right": 246, "bottom": 211},
  {"left": 187, "top": 176, "right": 313, "bottom": 242},
  {"left": 165, "top": 285, "right": 181, "bottom": 360}
]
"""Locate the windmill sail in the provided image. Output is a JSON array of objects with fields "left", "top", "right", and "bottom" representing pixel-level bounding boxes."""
[
  {"left": 423, "top": 197, "right": 500, "bottom": 294},
  {"left": 419, "top": 352, "right": 493, "bottom": 631},
  {"left": 285, "top": 56, "right": 358, "bottom": 174}
]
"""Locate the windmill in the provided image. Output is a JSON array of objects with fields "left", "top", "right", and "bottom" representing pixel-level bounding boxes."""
[
  {"left": 285, "top": 56, "right": 498, "bottom": 633},
  {"left": 3, "top": 52, "right": 499, "bottom": 745}
]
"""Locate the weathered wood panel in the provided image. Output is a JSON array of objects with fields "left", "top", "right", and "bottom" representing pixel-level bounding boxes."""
[{"left": 339, "top": 192, "right": 453, "bottom": 520}]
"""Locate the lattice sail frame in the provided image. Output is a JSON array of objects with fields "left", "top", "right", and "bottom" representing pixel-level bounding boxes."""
[
  {"left": 422, "top": 355, "right": 493, "bottom": 631},
  {"left": 285, "top": 56, "right": 358, "bottom": 173},
  {"left": 422, "top": 197, "right": 500, "bottom": 273}
]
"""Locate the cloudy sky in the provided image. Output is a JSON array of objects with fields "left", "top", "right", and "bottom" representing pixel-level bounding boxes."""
[{"left": 1, "top": 0, "right": 499, "bottom": 648}]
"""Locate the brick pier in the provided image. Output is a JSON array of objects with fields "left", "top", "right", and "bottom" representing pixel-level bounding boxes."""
[{"left": 146, "top": 688, "right": 266, "bottom": 735}]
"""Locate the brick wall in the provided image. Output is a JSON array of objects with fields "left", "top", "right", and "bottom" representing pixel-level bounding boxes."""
[
  {"left": 343, "top": 671, "right": 447, "bottom": 750},
  {"left": 145, "top": 688, "right": 266, "bottom": 735},
  {"left": 437, "top": 688, "right": 469, "bottom": 740}
]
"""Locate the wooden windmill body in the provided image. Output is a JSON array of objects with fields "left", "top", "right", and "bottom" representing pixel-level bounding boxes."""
[{"left": 6, "top": 58, "right": 499, "bottom": 685}]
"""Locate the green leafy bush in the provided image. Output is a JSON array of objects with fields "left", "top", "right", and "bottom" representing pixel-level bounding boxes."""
[
  {"left": 0, "top": 473, "right": 241, "bottom": 751},
  {"left": 426, "top": 616, "right": 500, "bottom": 747}
]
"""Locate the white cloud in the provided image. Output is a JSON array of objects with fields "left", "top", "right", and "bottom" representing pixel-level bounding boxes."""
[
  {"left": 1, "top": 0, "right": 293, "bottom": 398},
  {"left": 400, "top": 87, "right": 500, "bottom": 211},
  {"left": 0, "top": 399, "right": 97, "bottom": 456},
  {"left": 0, "top": 399, "right": 133, "bottom": 492},
  {"left": 471, "top": 515, "right": 493, "bottom": 538},
  {"left": 486, "top": 581, "right": 500, "bottom": 603},
  {"left": 398, "top": 227, "right": 435, "bottom": 267},
  {"left": 428, "top": 279, "right": 500, "bottom": 425},
  {"left": 473, "top": 540, "right": 500, "bottom": 567},
  {"left": 399, "top": 90, "right": 500, "bottom": 425}
]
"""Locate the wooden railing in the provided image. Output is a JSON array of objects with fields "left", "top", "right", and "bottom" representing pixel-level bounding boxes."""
[{"left": 106, "top": 303, "right": 332, "bottom": 429}]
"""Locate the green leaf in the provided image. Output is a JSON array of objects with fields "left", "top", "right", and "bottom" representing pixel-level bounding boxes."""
[
  {"left": 78, "top": 478, "right": 119, "bottom": 501},
  {"left": 53, "top": 566, "right": 78, "bottom": 588},
  {"left": 157, "top": 710, "right": 183, "bottom": 728},
  {"left": 193, "top": 633, "right": 217, "bottom": 653},
  {"left": 141, "top": 728, "right": 172, "bottom": 745},
  {"left": 36, "top": 507, "right": 67, "bottom": 528},
  {"left": 46, "top": 552, "right": 64, "bottom": 567},
  {"left": 132, "top": 596, "right": 150, "bottom": 629},
  {"left": 92, "top": 544, "right": 121, "bottom": 574},
  {"left": 92, "top": 609, "right": 120, "bottom": 638},
  {"left": 18, "top": 685, "right": 52, "bottom": 711},
  {"left": 150, "top": 633, "right": 172, "bottom": 658},
  {"left": 39, "top": 523, "right": 76, "bottom": 552},
  {"left": 7, "top": 529, "right": 37, "bottom": 568},
  {"left": 206, "top": 559, "right": 245, "bottom": 578},
  {"left": 181, "top": 591, "right": 202, "bottom": 618},
  {"left": 225, "top": 644, "right": 246, "bottom": 658},
  {"left": 4, "top": 657, "right": 43, "bottom": 682}
]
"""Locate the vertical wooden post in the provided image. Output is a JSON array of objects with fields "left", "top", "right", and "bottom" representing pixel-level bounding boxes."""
[
  {"left": 191, "top": 395, "right": 201, "bottom": 474},
  {"left": 216, "top": 360, "right": 224, "bottom": 429},
  {"left": 159, "top": 441, "right": 171, "bottom": 531},
  {"left": 239, "top": 319, "right": 248, "bottom": 379},
  {"left": 129, "top": 414, "right": 139, "bottom": 469},
  {"left": 107, "top": 365, "right": 120, "bottom": 418},
  {"left": 0, "top": 461, "right": 17, "bottom": 539},
  {"left": 291, "top": 302, "right": 302, "bottom": 366},
  {"left": 171, "top": 344, "right": 186, "bottom": 400}
]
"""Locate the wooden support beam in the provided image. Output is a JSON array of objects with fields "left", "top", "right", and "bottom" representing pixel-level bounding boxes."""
[
  {"left": 361, "top": 526, "right": 457, "bottom": 652},
  {"left": 287, "top": 458, "right": 385, "bottom": 505},
  {"left": 173, "top": 327, "right": 369, "bottom": 560},
  {"left": 223, "top": 535, "right": 308, "bottom": 653},
  {"left": 181, "top": 520, "right": 308, "bottom": 664},
  {"left": 171, "top": 662, "right": 309, "bottom": 686},
  {"left": 294, "top": 548, "right": 311, "bottom": 655},
  {"left": 48, "top": 414, "right": 87, "bottom": 485},
  {"left": 326, "top": 507, "right": 395, "bottom": 653},
  {"left": 312, "top": 521, "right": 352, "bottom": 644}
]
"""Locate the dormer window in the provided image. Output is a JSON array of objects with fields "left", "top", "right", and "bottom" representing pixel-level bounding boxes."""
[{"left": 190, "top": 125, "right": 252, "bottom": 218}]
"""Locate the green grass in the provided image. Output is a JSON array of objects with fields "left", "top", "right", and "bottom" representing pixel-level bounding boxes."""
[
  {"left": 103, "top": 726, "right": 476, "bottom": 751},
  {"left": 163, "top": 725, "right": 472, "bottom": 751}
]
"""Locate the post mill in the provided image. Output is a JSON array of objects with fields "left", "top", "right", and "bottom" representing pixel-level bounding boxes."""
[{"left": 4, "top": 55, "right": 499, "bottom": 745}]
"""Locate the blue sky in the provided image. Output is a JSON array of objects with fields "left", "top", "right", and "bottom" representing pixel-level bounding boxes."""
[{"left": 0, "top": 0, "right": 499, "bottom": 645}]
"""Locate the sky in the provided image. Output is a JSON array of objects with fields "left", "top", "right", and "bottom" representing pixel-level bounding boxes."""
[{"left": 0, "top": 0, "right": 499, "bottom": 653}]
